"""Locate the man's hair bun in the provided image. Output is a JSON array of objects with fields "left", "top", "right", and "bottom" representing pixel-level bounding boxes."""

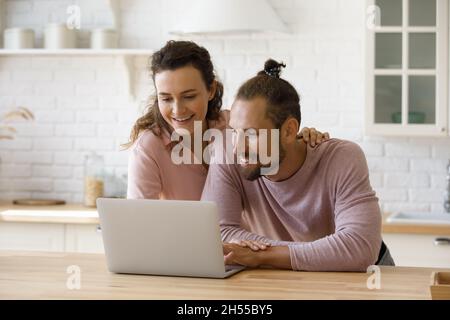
[{"left": 257, "top": 59, "right": 286, "bottom": 78}]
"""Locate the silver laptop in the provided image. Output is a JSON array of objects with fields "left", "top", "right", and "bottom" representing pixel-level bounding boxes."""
[{"left": 96, "top": 198, "right": 245, "bottom": 278}]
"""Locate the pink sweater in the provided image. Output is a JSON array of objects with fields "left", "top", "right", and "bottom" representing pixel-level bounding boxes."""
[
  {"left": 127, "top": 112, "right": 229, "bottom": 200},
  {"left": 201, "top": 139, "right": 382, "bottom": 272}
]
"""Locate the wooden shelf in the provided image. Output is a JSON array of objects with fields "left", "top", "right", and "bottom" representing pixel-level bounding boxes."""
[
  {"left": 0, "top": 1, "right": 150, "bottom": 99},
  {"left": 0, "top": 48, "right": 154, "bottom": 99},
  {"left": 0, "top": 48, "right": 153, "bottom": 56}
]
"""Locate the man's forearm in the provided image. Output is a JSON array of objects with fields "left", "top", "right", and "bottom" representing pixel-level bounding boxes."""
[
  {"left": 221, "top": 225, "right": 294, "bottom": 247},
  {"left": 259, "top": 246, "right": 292, "bottom": 269},
  {"left": 221, "top": 226, "right": 294, "bottom": 269}
]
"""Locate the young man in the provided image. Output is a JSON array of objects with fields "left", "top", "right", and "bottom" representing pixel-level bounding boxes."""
[{"left": 201, "top": 59, "right": 394, "bottom": 272}]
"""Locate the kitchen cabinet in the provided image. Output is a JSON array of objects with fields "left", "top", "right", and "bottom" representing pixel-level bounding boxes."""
[
  {"left": 0, "top": 221, "right": 104, "bottom": 253},
  {"left": 3, "top": 220, "right": 449, "bottom": 266},
  {"left": 1, "top": 203, "right": 449, "bottom": 264},
  {"left": 0, "top": 222, "right": 65, "bottom": 252},
  {"left": 382, "top": 233, "right": 450, "bottom": 268},
  {"left": 0, "top": 202, "right": 104, "bottom": 253},
  {"left": 365, "top": 0, "right": 449, "bottom": 136},
  {"left": 65, "top": 224, "right": 104, "bottom": 253}
]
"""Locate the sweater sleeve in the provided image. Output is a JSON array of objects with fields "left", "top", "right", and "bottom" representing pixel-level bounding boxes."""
[
  {"left": 126, "top": 143, "right": 162, "bottom": 200},
  {"left": 201, "top": 163, "right": 292, "bottom": 247},
  {"left": 288, "top": 142, "right": 382, "bottom": 271}
]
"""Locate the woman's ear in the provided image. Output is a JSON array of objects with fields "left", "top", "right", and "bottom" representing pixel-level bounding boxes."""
[{"left": 208, "top": 80, "right": 217, "bottom": 101}]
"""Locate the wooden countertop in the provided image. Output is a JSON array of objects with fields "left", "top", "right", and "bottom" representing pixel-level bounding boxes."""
[
  {"left": 1, "top": 201, "right": 449, "bottom": 235},
  {"left": 0, "top": 201, "right": 98, "bottom": 224},
  {"left": 0, "top": 250, "right": 448, "bottom": 299},
  {"left": 381, "top": 213, "right": 450, "bottom": 235}
]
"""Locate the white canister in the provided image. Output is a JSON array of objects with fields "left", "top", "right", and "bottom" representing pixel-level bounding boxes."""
[
  {"left": 4, "top": 28, "right": 35, "bottom": 49},
  {"left": 44, "top": 23, "right": 77, "bottom": 49},
  {"left": 90, "top": 28, "right": 118, "bottom": 49}
]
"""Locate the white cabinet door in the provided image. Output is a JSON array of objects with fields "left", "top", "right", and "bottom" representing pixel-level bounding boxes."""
[
  {"left": 0, "top": 222, "right": 65, "bottom": 252},
  {"left": 64, "top": 224, "right": 104, "bottom": 253},
  {"left": 365, "top": 0, "right": 449, "bottom": 136},
  {"left": 383, "top": 233, "right": 450, "bottom": 268}
]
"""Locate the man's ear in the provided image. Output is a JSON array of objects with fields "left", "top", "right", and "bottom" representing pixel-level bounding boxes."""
[
  {"left": 208, "top": 80, "right": 217, "bottom": 101},
  {"left": 282, "top": 117, "right": 300, "bottom": 142}
]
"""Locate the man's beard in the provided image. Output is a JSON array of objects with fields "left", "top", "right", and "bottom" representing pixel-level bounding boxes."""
[{"left": 239, "top": 143, "right": 286, "bottom": 181}]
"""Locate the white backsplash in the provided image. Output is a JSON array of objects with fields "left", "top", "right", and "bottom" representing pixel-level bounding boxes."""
[{"left": 0, "top": 0, "right": 449, "bottom": 212}]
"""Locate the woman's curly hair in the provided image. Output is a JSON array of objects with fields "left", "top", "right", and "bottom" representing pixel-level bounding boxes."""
[{"left": 122, "top": 40, "right": 224, "bottom": 148}]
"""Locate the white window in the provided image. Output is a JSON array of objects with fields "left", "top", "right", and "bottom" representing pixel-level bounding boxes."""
[{"left": 365, "top": 0, "right": 448, "bottom": 136}]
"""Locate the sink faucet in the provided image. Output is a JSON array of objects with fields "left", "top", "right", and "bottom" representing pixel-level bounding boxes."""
[{"left": 445, "top": 160, "right": 450, "bottom": 213}]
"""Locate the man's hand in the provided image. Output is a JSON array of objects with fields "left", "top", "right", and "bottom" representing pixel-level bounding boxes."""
[
  {"left": 223, "top": 243, "right": 263, "bottom": 268},
  {"left": 223, "top": 243, "right": 293, "bottom": 269},
  {"left": 230, "top": 239, "right": 271, "bottom": 251}
]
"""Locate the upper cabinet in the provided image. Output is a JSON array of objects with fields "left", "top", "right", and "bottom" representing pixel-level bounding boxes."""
[{"left": 365, "top": 0, "right": 449, "bottom": 136}]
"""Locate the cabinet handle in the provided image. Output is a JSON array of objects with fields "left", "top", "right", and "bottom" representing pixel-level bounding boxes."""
[
  {"left": 96, "top": 225, "right": 102, "bottom": 233},
  {"left": 434, "top": 237, "right": 450, "bottom": 246}
]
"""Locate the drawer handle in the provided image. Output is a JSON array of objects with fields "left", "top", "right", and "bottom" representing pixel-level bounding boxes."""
[
  {"left": 434, "top": 237, "right": 450, "bottom": 246},
  {"left": 96, "top": 225, "right": 102, "bottom": 233}
]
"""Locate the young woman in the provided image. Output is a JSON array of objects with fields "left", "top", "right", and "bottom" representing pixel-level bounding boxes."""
[{"left": 124, "top": 40, "right": 330, "bottom": 200}]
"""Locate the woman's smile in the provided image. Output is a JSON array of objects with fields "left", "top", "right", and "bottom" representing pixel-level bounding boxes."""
[{"left": 172, "top": 114, "right": 195, "bottom": 124}]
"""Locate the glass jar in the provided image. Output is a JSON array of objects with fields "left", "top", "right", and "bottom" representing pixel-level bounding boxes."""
[{"left": 84, "top": 152, "right": 105, "bottom": 207}]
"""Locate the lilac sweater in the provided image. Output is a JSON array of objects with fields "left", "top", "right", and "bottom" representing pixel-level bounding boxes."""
[{"left": 201, "top": 139, "right": 382, "bottom": 272}]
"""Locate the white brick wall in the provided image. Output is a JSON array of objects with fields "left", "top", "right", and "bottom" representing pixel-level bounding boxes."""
[{"left": 0, "top": 0, "right": 449, "bottom": 213}]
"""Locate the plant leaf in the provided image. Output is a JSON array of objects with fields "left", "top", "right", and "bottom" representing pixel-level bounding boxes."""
[
  {"left": 2, "top": 126, "right": 17, "bottom": 133},
  {"left": 17, "top": 106, "right": 35, "bottom": 120},
  {"left": 1, "top": 107, "right": 35, "bottom": 122},
  {"left": 2, "top": 111, "right": 26, "bottom": 122}
]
